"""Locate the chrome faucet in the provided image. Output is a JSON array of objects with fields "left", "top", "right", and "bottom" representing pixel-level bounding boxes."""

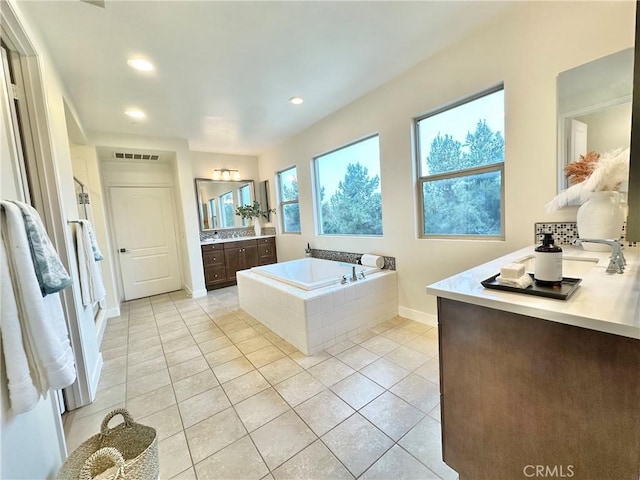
[
  {"left": 572, "top": 238, "right": 626, "bottom": 274},
  {"left": 358, "top": 270, "right": 366, "bottom": 279},
  {"left": 350, "top": 266, "right": 358, "bottom": 282}
]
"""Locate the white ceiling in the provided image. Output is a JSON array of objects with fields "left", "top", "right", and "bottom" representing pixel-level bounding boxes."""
[{"left": 19, "top": 1, "right": 511, "bottom": 155}]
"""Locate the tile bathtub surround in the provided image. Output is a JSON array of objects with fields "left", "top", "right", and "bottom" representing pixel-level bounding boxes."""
[
  {"left": 200, "top": 227, "right": 276, "bottom": 242},
  {"left": 63, "top": 287, "right": 456, "bottom": 480},
  {"left": 310, "top": 249, "right": 396, "bottom": 271},
  {"left": 534, "top": 221, "right": 637, "bottom": 247}
]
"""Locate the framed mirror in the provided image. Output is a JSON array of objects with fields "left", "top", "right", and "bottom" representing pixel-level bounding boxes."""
[
  {"left": 557, "top": 48, "right": 633, "bottom": 193},
  {"left": 195, "top": 178, "right": 255, "bottom": 231}
]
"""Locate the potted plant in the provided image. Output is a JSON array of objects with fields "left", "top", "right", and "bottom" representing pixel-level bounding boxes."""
[{"left": 235, "top": 201, "right": 274, "bottom": 236}]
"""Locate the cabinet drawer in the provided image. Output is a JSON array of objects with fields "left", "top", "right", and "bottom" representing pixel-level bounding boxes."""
[
  {"left": 205, "top": 265, "right": 227, "bottom": 285},
  {"left": 223, "top": 239, "right": 257, "bottom": 250},
  {"left": 202, "top": 243, "right": 224, "bottom": 252},
  {"left": 258, "top": 244, "right": 276, "bottom": 265},
  {"left": 257, "top": 237, "right": 275, "bottom": 245}
]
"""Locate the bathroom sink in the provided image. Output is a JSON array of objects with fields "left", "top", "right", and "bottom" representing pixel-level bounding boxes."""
[{"left": 516, "top": 255, "right": 599, "bottom": 278}]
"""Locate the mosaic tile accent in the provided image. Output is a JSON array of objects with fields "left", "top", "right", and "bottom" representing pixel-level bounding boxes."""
[
  {"left": 534, "top": 221, "right": 637, "bottom": 248},
  {"left": 309, "top": 249, "right": 396, "bottom": 271},
  {"left": 200, "top": 226, "right": 276, "bottom": 242}
]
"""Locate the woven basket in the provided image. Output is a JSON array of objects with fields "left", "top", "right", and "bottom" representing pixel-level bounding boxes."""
[{"left": 57, "top": 409, "right": 159, "bottom": 480}]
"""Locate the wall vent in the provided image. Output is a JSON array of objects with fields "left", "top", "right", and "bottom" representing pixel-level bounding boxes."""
[{"left": 113, "top": 152, "right": 160, "bottom": 161}]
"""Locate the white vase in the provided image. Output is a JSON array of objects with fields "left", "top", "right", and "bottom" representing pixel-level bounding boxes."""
[
  {"left": 576, "top": 191, "right": 625, "bottom": 251},
  {"left": 253, "top": 217, "right": 262, "bottom": 237}
]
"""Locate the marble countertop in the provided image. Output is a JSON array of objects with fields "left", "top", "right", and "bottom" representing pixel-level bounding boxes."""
[
  {"left": 201, "top": 234, "right": 275, "bottom": 245},
  {"left": 426, "top": 245, "right": 640, "bottom": 339}
]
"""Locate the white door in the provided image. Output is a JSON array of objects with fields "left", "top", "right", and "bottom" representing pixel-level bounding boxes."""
[
  {"left": 111, "top": 187, "right": 181, "bottom": 300},
  {"left": 569, "top": 119, "right": 588, "bottom": 163}
]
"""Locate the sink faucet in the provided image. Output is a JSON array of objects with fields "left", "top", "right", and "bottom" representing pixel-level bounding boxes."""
[
  {"left": 572, "top": 238, "right": 626, "bottom": 274},
  {"left": 350, "top": 266, "right": 358, "bottom": 282}
]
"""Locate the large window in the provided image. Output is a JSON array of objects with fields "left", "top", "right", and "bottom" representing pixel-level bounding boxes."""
[
  {"left": 416, "top": 86, "right": 504, "bottom": 238},
  {"left": 277, "top": 166, "right": 300, "bottom": 233},
  {"left": 314, "top": 135, "right": 383, "bottom": 236}
]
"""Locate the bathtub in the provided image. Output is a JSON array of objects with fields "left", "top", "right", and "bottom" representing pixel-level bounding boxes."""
[
  {"left": 252, "top": 258, "right": 381, "bottom": 290},
  {"left": 237, "top": 258, "right": 397, "bottom": 355}
]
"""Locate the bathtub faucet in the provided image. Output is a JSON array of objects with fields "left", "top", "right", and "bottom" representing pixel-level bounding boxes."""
[
  {"left": 351, "top": 266, "right": 358, "bottom": 282},
  {"left": 359, "top": 270, "right": 366, "bottom": 279},
  {"left": 341, "top": 275, "right": 348, "bottom": 285}
]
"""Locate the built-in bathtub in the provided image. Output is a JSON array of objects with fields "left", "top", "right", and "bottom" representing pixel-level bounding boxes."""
[{"left": 238, "top": 258, "right": 397, "bottom": 355}]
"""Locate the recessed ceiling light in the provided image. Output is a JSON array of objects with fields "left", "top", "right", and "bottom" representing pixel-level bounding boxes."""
[
  {"left": 125, "top": 109, "right": 146, "bottom": 119},
  {"left": 289, "top": 96, "right": 304, "bottom": 105},
  {"left": 127, "top": 58, "right": 154, "bottom": 72}
]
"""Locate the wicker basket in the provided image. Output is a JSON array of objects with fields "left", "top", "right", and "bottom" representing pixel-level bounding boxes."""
[{"left": 57, "top": 409, "right": 159, "bottom": 480}]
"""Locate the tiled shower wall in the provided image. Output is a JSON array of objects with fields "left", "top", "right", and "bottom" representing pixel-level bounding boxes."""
[{"left": 534, "top": 221, "right": 637, "bottom": 248}]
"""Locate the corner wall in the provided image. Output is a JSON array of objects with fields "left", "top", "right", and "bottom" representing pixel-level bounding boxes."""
[{"left": 257, "top": 1, "right": 635, "bottom": 320}]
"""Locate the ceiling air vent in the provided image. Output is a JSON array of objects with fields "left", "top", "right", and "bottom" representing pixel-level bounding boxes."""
[{"left": 114, "top": 152, "right": 160, "bottom": 161}]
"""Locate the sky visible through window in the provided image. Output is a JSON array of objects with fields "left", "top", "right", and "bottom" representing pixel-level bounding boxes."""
[
  {"left": 419, "top": 90, "right": 504, "bottom": 176},
  {"left": 316, "top": 136, "right": 381, "bottom": 198}
]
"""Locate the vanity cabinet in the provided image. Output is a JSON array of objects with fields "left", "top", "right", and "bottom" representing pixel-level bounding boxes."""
[{"left": 201, "top": 237, "right": 277, "bottom": 290}]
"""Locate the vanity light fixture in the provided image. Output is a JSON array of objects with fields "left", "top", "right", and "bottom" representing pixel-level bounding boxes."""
[
  {"left": 212, "top": 169, "right": 241, "bottom": 181},
  {"left": 289, "top": 96, "right": 304, "bottom": 105},
  {"left": 127, "top": 58, "right": 154, "bottom": 72},
  {"left": 125, "top": 109, "right": 145, "bottom": 119}
]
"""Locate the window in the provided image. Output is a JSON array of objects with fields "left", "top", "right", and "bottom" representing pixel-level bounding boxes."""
[
  {"left": 208, "top": 198, "right": 218, "bottom": 229},
  {"left": 416, "top": 86, "right": 504, "bottom": 238},
  {"left": 314, "top": 135, "right": 383, "bottom": 236},
  {"left": 219, "top": 191, "right": 235, "bottom": 228},
  {"left": 277, "top": 166, "right": 300, "bottom": 233},
  {"left": 238, "top": 183, "right": 251, "bottom": 226}
]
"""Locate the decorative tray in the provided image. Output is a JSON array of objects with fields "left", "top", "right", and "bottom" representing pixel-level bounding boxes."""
[{"left": 481, "top": 273, "right": 582, "bottom": 300}]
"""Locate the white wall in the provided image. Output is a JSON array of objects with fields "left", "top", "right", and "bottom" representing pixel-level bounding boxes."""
[
  {"left": 191, "top": 150, "right": 259, "bottom": 181},
  {"left": 577, "top": 102, "right": 632, "bottom": 154},
  {"left": 258, "top": 1, "right": 635, "bottom": 321}
]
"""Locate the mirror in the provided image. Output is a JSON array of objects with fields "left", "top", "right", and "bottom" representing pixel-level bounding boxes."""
[
  {"left": 195, "top": 178, "right": 255, "bottom": 231},
  {"left": 557, "top": 48, "right": 633, "bottom": 192}
]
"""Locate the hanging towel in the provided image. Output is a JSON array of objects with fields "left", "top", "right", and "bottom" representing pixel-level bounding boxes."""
[
  {"left": 0, "top": 239, "right": 40, "bottom": 413},
  {"left": 76, "top": 220, "right": 106, "bottom": 306},
  {"left": 10, "top": 200, "right": 73, "bottom": 295},
  {"left": 82, "top": 219, "right": 104, "bottom": 261},
  {"left": 0, "top": 201, "right": 76, "bottom": 397}
]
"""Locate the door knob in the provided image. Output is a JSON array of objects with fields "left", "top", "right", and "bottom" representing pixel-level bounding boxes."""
[{"left": 119, "top": 248, "right": 128, "bottom": 253}]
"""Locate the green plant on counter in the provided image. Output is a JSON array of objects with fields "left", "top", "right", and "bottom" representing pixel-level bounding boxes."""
[{"left": 235, "top": 200, "right": 275, "bottom": 219}]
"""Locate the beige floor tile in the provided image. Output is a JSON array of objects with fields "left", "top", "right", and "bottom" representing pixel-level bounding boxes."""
[
  {"left": 97, "top": 358, "right": 127, "bottom": 392},
  {"left": 212, "top": 357, "right": 255, "bottom": 384},
  {"left": 165, "top": 345, "right": 203, "bottom": 367},
  {"left": 361, "top": 444, "right": 439, "bottom": 479},
  {"left": 325, "top": 339, "right": 356, "bottom": 356},
  {"left": 398, "top": 416, "right": 458, "bottom": 480},
  {"left": 192, "top": 328, "right": 225, "bottom": 344},
  {"left": 361, "top": 335, "right": 400, "bottom": 356},
  {"left": 294, "top": 390, "right": 354, "bottom": 436},
  {"left": 198, "top": 335, "right": 233, "bottom": 354},
  {"left": 308, "top": 358, "right": 356, "bottom": 387},
  {"left": 158, "top": 327, "right": 191, "bottom": 345},
  {"left": 168, "top": 356, "right": 210, "bottom": 383},
  {"left": 415, "top": 356, "right": 440, "bottom": 384},
  {"left": 250, "top": 410, "right": 317, "bottom": 470},
  {"left": 259, "top": 357, "right": 304, "bottom": 385},
  {"left": 348, "top": 329, "right": 376, "bottom": 344},
  {"left": 185, "top": 407, "right": 247, "bottom": 463},
  {"left": 274, "top": 340, "right": 298, "bottom": 355},
  {"left": 384, "top": 345, "right": 431, "bottom": 371},
  {"left": 274, "top": 371, "right": 326, "bottom": 407},
  {"left": 173, "top": 369, "right": 219, "bottom": 402},
  {"left": 126, "top": 369, "right": 172, "bottom": 400},
  {"left": 101, "top": 344, "right": 128, "bottom": 361},
  {"left": 369, "top": 321, "right": 394, "bottom": 335},
  {"left": 272, "top": 440, "right": 354, "bottom": 480},
  {"left": 403, "top": 321, "right": 434, "bottom": 335},
  {"left": 204, "top": 345, "right": 243, "bottom": 367},
  {"left": 127, "top": 335, "right": 161, "bottom": 351},
  {"left": 138, "top": 404, "right": 184, "bottom": 441},
  {"left": 170, "top": 467, "right": 197, "bottom": 480},
  {"left": 72, "top": 383, "right": 126, "bottom": 419},
  {"left": 236, "top": 335, "right": 272, "bottom": 355},
  {"left": 221, "top": 370, "right": 270, "bottom": 404},
  {"left": 234, "top": 388, "right": 291, "bottom": 432},
  {"left": 194, "top": 435, "right": 269, "bottom": 480},
  {"left": 289, "top": 350, "right": 330, "bottom": 369},
  {"left": 158, "top": 431, "right": 193, "bottom": 480},
  {"left": 389, "top": 374, "right": 440, "bottom": 413},
  {"left": 162, "top": 335, "right": 196, "bottom": 354},
  {"left": 128, "top": 355, "right": 168, "bottom": 381},
  {"left": 178, "top": 386, "right": 231, "bottom": 428},
  {"left": 127, "top": 344, "right": 164, "bottom": 366},
  {"left": 381, "top": 327, "right": 419, "bottom": 345},
  {"left": 126, "top": 384, "right": 176, "bottom": 419},
  {"left": 331, "top": 372, "right": 385, "bottom": 410},
  {"left": 188, "top": 321, "right": 218, "bottom": 335},
  {"left": 337, "top": 345, "right": 380, "bottom": 370},
  {"left": 64, "top": 402, "right": 125, "bottom": 452},
  {"left": 360, "top": 391, "right": 425, "bottom": 441},
  {"left": 246, "top": 345, "right": 286, "bottom": 369},
  {"left": 428, "top": 403, "right": 441, "bottom": 423},
  {"left": 405, "top": 334, "right": 439, "bottom": 357},
  {"left": 360, "top": 358, "right": 410, "bottom": 389},
  {"left": 322, "top": 413, "right": 393, "bottom": 477},
  {"left": 226, "top": 325, "right": 260, "bottom": 343}
]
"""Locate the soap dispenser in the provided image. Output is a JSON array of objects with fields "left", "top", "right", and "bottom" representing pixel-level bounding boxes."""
[{"left": 534, "top": 233, "right": 563, "bottom": 286}]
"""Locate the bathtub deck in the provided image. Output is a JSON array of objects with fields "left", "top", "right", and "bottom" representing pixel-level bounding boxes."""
[{"left": 238, "top": 269, "right": 398, "bottom": 355}]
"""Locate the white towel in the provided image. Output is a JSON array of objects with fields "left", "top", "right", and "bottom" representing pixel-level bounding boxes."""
[
  {"left": 496, "top": 274, "right": 533, "bottom": 289},
  {"left": 0, "top": 201, "right": 76, "bottom": 397},
  {"left": 361, "top": 254, "right": 384, "bottom": 269},
  {"left": 76, "top": 220, "right": 106, "bottom": 307},
  {"left": 0, "top": 239, "right": 40, "bottom": 413}
]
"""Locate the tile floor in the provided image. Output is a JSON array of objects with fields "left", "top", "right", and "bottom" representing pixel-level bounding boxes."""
[{"left": 63, "top": 286, "right": 458, "bottom": 480}]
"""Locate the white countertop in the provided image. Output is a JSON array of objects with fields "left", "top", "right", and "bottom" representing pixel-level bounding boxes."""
[
  {"left": 201, "top": 234, "right": 275, "bottom": 245},
  {"left": 426, "top": 245, "right": 640, "bottom": 339}
]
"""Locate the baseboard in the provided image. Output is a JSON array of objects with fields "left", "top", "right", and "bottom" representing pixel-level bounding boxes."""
[
  {"left": 398, "top": 306, "right": 437, "bottom": 326},
  {"left": 89, "top": 353, "right": 103, "bottom": 402},
  {"left": 190, "top": 288, "right": 208, "bottom": 299},
  {"left": 106, "top": 306, "right": 121, "bottom": 318}
]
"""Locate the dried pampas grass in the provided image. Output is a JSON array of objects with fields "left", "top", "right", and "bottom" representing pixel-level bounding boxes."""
[{"left": 546, "top": 147, "right": 629, "bottom": 212}]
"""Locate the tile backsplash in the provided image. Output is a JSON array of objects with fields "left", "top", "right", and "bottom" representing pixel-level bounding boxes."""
[
  {"left": 309, "top": 248, "right": 396, "bottom": 270},
  {"left": 200, "top": 226, "right": 276, "bottom": 242},
  {"left": 534, "top": 221, "right": 636, "bottom": 248}
]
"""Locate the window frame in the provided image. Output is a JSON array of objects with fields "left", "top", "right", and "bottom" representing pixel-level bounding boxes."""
[
  {"left": 313, "top": 133, "right": 383, "bottom": 237},
  {"left": 277, "top": 166, "right": 300, "bottom": 234},
  {"left": 415, "top": 85, "right": 505, "bottom": 240}
]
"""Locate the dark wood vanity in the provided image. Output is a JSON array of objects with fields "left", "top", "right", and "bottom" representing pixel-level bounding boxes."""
[{"left": 202, "top": 237, "right": 277, "bottom": 290}]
